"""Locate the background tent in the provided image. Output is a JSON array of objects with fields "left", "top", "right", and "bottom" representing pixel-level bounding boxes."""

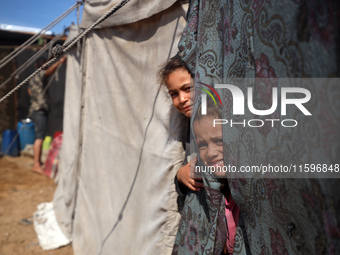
[{"left": 53, "top": 1, "right": 189, "bottom": 254}]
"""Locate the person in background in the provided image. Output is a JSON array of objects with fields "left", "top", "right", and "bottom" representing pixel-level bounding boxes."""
[{"left": 28, "top": 55, "right": 67, "bottom": 174}]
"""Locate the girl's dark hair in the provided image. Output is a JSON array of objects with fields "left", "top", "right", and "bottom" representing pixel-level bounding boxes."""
[
  {"left": 194, "top": 97, "right": 222, "bottom": 123},
  {"left": 158, "top": 55, "right": 193, "bottom": 86}
]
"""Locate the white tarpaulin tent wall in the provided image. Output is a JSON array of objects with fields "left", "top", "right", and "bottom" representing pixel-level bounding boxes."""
[{"left": 53, "top": 1, "right": 188, "bottom": 254}]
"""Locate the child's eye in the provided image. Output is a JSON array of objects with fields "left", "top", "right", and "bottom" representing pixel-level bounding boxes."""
[
  {"left": 197, "top": 142, "right": 207, "bottom": 150},
  {"left": 169, "top": 92, "right": 178, "bottom": 98},
  {"left": 212, "top": 138, "right": 223, "bottom": 146},
  {"left": 185, "top": 86, "right": 191, "bottom": 92},
  {"left": 198, "top": 145, "right": 207, "bottom": 151},
  {"left": 216, "top": 139, "right": 223, "bottom": 145}
]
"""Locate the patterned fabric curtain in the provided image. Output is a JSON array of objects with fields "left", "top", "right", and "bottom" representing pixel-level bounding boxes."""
[{"left": 178, "top": 0, "right": 340, "bottom": 254}]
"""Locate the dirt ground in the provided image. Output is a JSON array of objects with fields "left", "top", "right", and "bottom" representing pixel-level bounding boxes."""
[{"left": 0, "top": 155, "right": 73, "bottom": 255}]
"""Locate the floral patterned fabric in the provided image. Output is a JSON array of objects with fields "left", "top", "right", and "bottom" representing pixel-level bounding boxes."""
[
  {"left": 172, "top": 171, "right": 228, "bottom": 255},
  {"left": 177, "top": 0, "right": 340, "bottom": 254}
]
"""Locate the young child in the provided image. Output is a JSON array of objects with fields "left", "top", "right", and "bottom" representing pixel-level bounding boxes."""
[
  {"left": 172, "top": 102, "right": 240, "bottom": 255},
  {"left": 158, "top": 56, "right": 204, "bottom": 202}
]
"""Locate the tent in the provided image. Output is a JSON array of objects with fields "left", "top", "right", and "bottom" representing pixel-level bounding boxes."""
[{"left": 53, "top": 1, "right": 189, "bottom": 254}]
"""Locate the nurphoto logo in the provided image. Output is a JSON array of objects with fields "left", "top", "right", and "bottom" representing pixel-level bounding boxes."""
[{"left": 200, "top": 83, "right": 312, "bottom": 128}]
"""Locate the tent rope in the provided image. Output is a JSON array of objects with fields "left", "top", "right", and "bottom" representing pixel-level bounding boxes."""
[
  {"left": 0, "top": 0, "right": 131, "bottom": 104},
  {"left": 62, "top": 0, "right": 131, "bottom": 53},
  {"left": 0, "top": 58, "right": 58, "bottom": 104},
  {"left": 0, "top": 33, "right": 64, "bottom": 91},
  {"left": 0, "top": 1, "right": 83, "bottom": 70}
]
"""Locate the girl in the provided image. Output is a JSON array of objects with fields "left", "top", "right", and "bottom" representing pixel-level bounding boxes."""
[
  {"left": 158, "top": 56, "right": 204, "bottom": 196},
  {"left": 189, "top": 103, "right": 240, "bottom": 255}
]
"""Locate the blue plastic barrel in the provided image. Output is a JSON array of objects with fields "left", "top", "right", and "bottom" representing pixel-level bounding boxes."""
[
  {"left": 17, "top": 119, "right": 35, "bottom": 150},
  {"left": 1, "top": 129, "right": 20, "bottom": 156}
]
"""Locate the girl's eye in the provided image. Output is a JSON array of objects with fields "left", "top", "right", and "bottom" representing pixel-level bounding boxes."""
[
  {"left": 212, "top": 137, "right": 223, "bottom": 146},
  {"left": 197, "top": 142, "right": 207, "bottom": 150},
  {"left": 198, "top": 145, "right": 207, "bottom": 151},
  {"left": 169, "top": 92, "right": 178, "bottom": 98},
  {"left": 216, "top": 139, "right": 223, "bottom": 145}
]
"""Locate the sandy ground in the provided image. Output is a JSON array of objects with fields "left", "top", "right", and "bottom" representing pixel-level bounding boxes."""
[{"left": 0, "top": 155, "right": 73, "bottom": 255}]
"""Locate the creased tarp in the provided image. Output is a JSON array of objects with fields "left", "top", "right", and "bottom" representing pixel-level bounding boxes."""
[
  {"left": 179, "top": 0, "right": 340, "bottom": 254},
  {"left": 81, "top": 0, "right": 178, "bottom": 28},
  {"left": 53, "top": 24, "right": 83, "bottom": 241},
  {"left": 54, "top": 2, "right": 188, "bottom": 255}
]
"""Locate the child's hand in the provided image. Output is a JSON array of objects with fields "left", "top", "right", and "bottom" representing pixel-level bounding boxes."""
[{"left": 177, "top": 157, "right": 204, "bottom": 191}]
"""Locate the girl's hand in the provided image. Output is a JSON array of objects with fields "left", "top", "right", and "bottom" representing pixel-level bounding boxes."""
[{"left": 177, "top": 157, "right": 204, "bottom": 191}]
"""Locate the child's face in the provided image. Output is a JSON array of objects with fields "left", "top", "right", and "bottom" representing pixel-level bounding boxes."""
[
  {"left": 166, "top": 68, "right": 193, "bottom": 117},
  {"left": 194, "top": 115, "right": 224, "bottom": 168}
]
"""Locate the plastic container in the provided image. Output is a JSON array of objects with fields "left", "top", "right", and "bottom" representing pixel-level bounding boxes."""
[
  {"left": 1, "top": 129, "right": 20, "bottom": 156},
  {"left": 53, "top": 131, "right": 63, "bottom": 139},
  {"left": 42, "top": 136, "right": 52, "bottom": 151},
  {"left": 44, "top": 133, "right": 63, "bottom": 179},
  {"left": 17, "top": 118, "right": 35, "bottom": 150}
]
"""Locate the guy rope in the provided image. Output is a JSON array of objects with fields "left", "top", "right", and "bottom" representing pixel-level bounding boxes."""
[{"left": 0, "top": 0, "right": 131, "bottom": 104}]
